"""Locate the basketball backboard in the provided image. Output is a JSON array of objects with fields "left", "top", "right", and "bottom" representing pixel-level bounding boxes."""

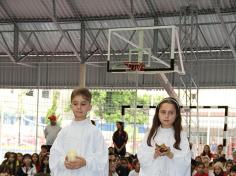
[{"left": 107, "top": 25, "right": 185, "bottom": 74}]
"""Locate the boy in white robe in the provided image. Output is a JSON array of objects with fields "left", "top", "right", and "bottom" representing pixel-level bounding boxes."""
[
  {"left": 49, "top": 87, "right": 108, "bottom": 176},
  {"left": 137, "top": 97, "right": 191, "bottom": 176}
]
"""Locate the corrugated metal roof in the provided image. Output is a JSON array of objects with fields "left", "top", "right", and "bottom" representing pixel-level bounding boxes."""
[
  {"left": 0, "top": 0, "right": 235, "bottom": 89},
  {"left": 0, "top": 15, "right": 234, "bottom": 53},
  {"left": 0, "top": 0, "right": 235, "bottom": 21},
  {"left": 4, "top": 0, "right": 49, "bottom": 19}
]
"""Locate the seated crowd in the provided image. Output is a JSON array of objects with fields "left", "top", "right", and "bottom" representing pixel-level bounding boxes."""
[
  {"left": 108, "top": 144, "right": 236, "bottom": 176},
  {"left": 0, "top": 145, "right": 50, "bottom": 176},
  {"left": 191, "top": 144, "right": 236, "bottom": 176},
  {"left": 1, "top": 144, "right": 236, "bottom": 176}
]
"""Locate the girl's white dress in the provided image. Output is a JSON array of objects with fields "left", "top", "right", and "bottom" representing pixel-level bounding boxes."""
[{"left": 137, "top": 127, "right": 191, "bottom": 176}]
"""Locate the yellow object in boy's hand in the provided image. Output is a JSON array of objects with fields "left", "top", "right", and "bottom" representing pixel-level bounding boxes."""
[{"left": 67, "top": 149, "right": 77, "bottom": 161}]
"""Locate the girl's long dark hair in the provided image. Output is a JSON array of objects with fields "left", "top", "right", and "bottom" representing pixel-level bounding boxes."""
[{"left": 147, "top": 97, "right": 182, "bottom": 150}]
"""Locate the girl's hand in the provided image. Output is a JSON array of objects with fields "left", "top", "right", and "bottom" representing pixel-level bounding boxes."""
[
  {"left": 154, "top": 147, "right": 174, "bottom": 159},
  {"left": 64, "top": 156, "right": 86, "bottom": 170},
  {"left": 161, "top": 147, "right": 174, "bottom": 159},
  {"left": 154, "top": 147, "right": 162, "bottom": 159}
]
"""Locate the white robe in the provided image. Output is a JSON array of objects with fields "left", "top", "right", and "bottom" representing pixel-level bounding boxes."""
[
  {"left": 49, "top": 118, "right": 108, "bottom": 176},
  {"left": 137, "top": 127, "right": 191, "bottom": 176}
]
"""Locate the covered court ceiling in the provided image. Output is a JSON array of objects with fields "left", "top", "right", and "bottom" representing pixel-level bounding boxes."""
[{"left": 0, "top": 0, "right": 236, "bottom": 89}]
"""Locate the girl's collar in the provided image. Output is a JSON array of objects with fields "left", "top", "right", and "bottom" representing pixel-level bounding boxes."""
[{"left": 159, "top": 126, "right": 174, "bottom": 132}]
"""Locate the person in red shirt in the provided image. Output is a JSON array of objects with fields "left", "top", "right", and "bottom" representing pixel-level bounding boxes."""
[{"left": 194, "top": 162, "right": 209, "bottom": 176}]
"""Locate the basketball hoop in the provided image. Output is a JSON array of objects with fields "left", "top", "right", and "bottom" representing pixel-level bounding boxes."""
[{"left": 124, "top": 62, "right": 145, "bottom": 71}]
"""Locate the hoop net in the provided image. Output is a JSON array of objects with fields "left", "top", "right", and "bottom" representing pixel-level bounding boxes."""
[
  {"left": 123, "top": 62, "right": 145, "bottom": 82},
  {"left": 124, "top": 62, "right": 145, "bottom": 71}
]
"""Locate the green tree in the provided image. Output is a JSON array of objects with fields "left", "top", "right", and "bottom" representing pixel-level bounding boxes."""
[
  {"left": 122, "top": 93, "right": 151, "bottom": 124},
  {"left": 91, "top": 91, "right": 106, "bottom": 119},
  {"left": 66, "top": 90, "right": 164, "bottom": 124},
  {"left": 91, "top": 90, "right": 160, "bottom": 124}
]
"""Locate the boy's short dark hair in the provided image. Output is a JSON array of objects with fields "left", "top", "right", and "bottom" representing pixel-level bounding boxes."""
[
  {"left": 41, "top": 145, "right": 47, "bottom": 149},
  {"left": 71, "top": 87, "right": 92, "bottom": 103}
]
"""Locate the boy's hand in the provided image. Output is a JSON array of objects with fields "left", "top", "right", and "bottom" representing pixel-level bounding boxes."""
[{"left": 64, "top": 156, "right": 86, "bottom": 170}]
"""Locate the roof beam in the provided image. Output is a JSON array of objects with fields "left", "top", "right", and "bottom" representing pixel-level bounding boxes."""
[
  {"left": 65, "top": 0, "right": 105, "bottom": 60},
  {"left": 0, "top": 20, "right": 235, "bottom": 30},
  {"left": 214, "top": 0, "right": 236, "bottom": 59},
  {"left": 0, "top": 8, "right": 236, "bottom": 23},
  {"left": 0, "top": 1, "right": 37, "bottom": 65},
  {"left": 80, "top": 21, "right": 86, "bottom": 63},
  {"left": 145, "top": 0, "right": 171, "bottom": 48},
  {"left": 40, "top": 0, "right": 81, "bottom": 61},
  {"left": 220, "top": 24, "right": 236, "bottom": 51},
  {"left": 121, "top": 0, "right": 138, "bottom": 26},
  {"left": 0, "top": 49, "right": 234, "bottom": 63}
]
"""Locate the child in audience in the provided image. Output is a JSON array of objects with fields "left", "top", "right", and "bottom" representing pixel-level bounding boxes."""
[
  {"left": 0, "top": 152, "right": 10, "bottom": 167},
  {"left": 49, "top": 87, "right": 108, "bottom": 176},
  {"left": 201, "top": 145, "right": 213, "bottom": 160},
  {"left": 216, "top": 145, "right": 225, "bottom": 158},
  {"left": 38, "top": 154, "right": 50, "bottom": 175},
  {"left": 109, "top": 157, "right": 118, "bottom": 176},
  {"left": 0, "top": 152, "right": 17, "bottom": 175},
  {"left": 193, "top": 162, "right": 208, "bottom": 176},
  {"left": 232, "top": 151, "right": 236, "bottom": 164},
  {"left": 196, "top": 156, "right": 203, "bottom": 163},
  {"left": 212, "top": 162, "right": 226, "bottom": 176},
  {"left": 16, "top": 153, "right": 23, "bottom": 167},
  {"left": 116, "top": 157, "right": 130, "bottom": 176},
  {"left": 230, "top": 165, "right": 236, "bottom": 176},
  {"left": 39, "top": 145, "right": 48, "bottom": 164},
  {"left": 202, "top": 155, "right": 211, "bottom": 174},
  {"left": 128, "top": 159, "right": 140, "bottom": 176},
  {"left": 225, "top": 160, "right": 233, "bottom": 176},
  {"left": 16, "top": 154, "right": 37, "bottom": 176},
  {"left": 137, "top": 97, "right": 191, "bottom": 176},
  {"left": 32, "top": 153, "right": 40, "bottom": 172}
]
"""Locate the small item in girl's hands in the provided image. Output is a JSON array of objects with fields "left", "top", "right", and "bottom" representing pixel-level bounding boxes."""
[
  {"left": 67, "top": 149, "right": 77, "bottom": 161},
  {"left": 155, "top": 143, "right": 168, "bottom": 153}
]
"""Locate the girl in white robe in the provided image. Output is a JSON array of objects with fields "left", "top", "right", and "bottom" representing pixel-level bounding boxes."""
[
  {"left": 137, "top": 97, "right": 191, "bottom": 176},
  {"left": 49, "top": 88, "right": 108, "bottom": 176}
]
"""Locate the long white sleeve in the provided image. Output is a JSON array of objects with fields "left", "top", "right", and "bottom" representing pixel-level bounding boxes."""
[
  {"left": 49, "top": 129, "right": 71, "bottom": 176},
  {"left": 169, "top": 131, "right": 191, "bottom": 176},
  {"left": 85, "top": 130, "right": 108, "bottom": 174},
  {"left": 137, "top": 131, "right": 156, "bottom": 174}
]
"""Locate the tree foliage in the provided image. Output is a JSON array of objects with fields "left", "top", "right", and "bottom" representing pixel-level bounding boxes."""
[{"left": 91, "top": 90, "right": 164, "bottom": 124}]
